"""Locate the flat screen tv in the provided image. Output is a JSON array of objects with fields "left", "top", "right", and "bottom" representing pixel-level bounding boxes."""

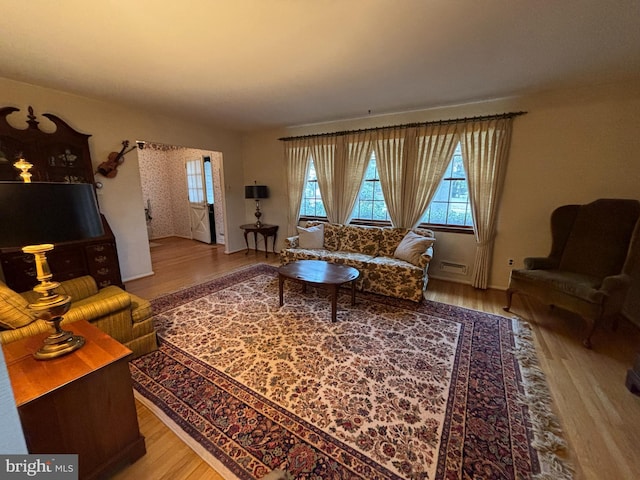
[{"left": 0, "top": 182, "right": 104, "bottom": 248}]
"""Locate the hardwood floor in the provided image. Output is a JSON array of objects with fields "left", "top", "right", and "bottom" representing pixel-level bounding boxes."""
[{"left": 114, "top": 236, "right": 640, "bottom": 480}]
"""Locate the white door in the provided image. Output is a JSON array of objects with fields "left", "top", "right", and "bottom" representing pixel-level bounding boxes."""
[{"left": 185, "top": 158, "right": 211, "bottom": 243}]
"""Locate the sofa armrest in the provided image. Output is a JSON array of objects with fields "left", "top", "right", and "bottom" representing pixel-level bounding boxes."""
[
  {"left": 524, "top": 257, "right": 559, "bottom": 270},
  {"left": 417, "top": 246, "right": 434, "bottom": 269},
  {"left": 285, "top": 235, "right": 300, "bottom": 248}
]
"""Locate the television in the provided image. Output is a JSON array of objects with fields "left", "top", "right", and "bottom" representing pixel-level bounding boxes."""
[{"left": 0, "top": 182, "right": 104, "bottom": 248}]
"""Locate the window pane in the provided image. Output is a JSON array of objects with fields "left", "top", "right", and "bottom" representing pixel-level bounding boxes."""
[
  {"left": 447, "top": 202, "right": 467, "bottom": 225},
  {"left": 433, "top": 181, "right": 450, "bottom": 202},
  {"left": 429, "top": 203, "right": 447, "bottom": 224},
  {"left": 419, "top": 142, "right": 473, "bottom": 228}
]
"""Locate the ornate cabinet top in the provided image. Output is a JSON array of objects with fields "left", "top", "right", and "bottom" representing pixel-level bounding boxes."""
[{"left": 0, "top": 106, "right": 94, "bottom": 185}]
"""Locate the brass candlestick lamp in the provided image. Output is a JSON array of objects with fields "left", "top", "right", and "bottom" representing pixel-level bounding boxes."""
[
  {"left": 23, "top": 244, "right": 84, "bottom": 359},
  {"left": 0, "top": 181, "right": 104, "bottom": 360}
]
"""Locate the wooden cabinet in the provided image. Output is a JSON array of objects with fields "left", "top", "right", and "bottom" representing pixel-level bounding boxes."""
[
  {"left": 1, "top": 214, "right": 124, "bottom": 292},
  {"left": 3, "top": 320, "right": 146, "bottom": 479},
  {"left": 0, "top": 106, "right": 95, "bottom": 184},
  {"left": 0, "top": 106, "right": 124, "bottom": 291}
]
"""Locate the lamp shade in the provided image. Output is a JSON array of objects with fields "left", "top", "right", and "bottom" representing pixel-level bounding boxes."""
[
  {"left": 0, "top": 182, "right": 104, "bottom": 247},
  {"left": 244, "top": 185, "right": 269, "bottom": 199}
]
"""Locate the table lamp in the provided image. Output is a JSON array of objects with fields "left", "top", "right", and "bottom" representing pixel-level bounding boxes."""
[
  {"left": 0, "top": 181, "right": 104, "bottom": 359},
  {"left": 244, "top": 182, "right": 269, "bottom": 227}
]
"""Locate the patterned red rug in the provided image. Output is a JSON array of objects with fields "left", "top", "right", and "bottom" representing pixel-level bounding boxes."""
[{"left": 130, "top": 264, "right": 572, "bottom": 480}]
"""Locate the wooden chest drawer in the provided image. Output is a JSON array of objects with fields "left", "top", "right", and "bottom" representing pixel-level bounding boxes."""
[
  {"left": 1, "top": 216, "right": 123, "bottom": 292},
  {"left": 85, "top": 243, "right": 122, "bottom": 288}
]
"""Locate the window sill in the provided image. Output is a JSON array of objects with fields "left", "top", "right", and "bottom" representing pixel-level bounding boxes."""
[{"left": 300, "top": 217, "right": 474, "bottom": 234}]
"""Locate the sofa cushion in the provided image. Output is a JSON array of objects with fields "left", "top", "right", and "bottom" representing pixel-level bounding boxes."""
[
  {"left": 0, "top": 282, "right": 37, "bottom": 329},
  {"left": 297, "top": 224, "right": 325, "bottom": 249},
  {"left": 378, "top": 228, "right": 409, "bottom": 256},
  {"left": 394, "top": 231, "right": 436, "bottom": 266},
  {"left": 322, "top": 223, "right": 343, "bottom": 251},
  {"left": 340, "top": 225, "right": 382, "bottom": 255}
]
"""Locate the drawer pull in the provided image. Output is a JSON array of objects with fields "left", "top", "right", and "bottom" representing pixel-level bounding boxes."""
[
  {"left": 97, "top": 268, "right": 110, "bottom": 275},
  {"left": 94, "top": 255, "right": 108, "bottom": 263},
  {"left": 94, "top": 245, "right": 106, "bottom": 252}
]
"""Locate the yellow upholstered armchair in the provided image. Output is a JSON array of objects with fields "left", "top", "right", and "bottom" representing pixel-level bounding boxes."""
[
  {"left": 504, "top": 199, "right": 640, "bottom": 348},
  {"left": 0, "top": 275, "right": 157, "bottom": 358}
]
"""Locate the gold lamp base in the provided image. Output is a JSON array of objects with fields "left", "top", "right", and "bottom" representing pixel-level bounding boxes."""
[
  {"left": 34, "top": 328, "right": 85, "bottom": 360},
  {"left": 23, "top": 244, "right": 85, "bottom": 360}
]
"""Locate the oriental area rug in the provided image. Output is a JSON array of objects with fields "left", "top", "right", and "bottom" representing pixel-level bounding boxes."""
[{"left": 130, "top": 264, "right": 573, "bottom": 480}]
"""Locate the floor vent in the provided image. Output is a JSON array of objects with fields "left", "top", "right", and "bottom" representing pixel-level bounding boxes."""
[{"left": 439, "top": 261, "right": 468, "bottom": 275}]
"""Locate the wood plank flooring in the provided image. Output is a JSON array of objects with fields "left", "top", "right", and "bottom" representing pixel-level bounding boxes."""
[{"left": 114, "top": 236, "right": 640, "bottom": 480}]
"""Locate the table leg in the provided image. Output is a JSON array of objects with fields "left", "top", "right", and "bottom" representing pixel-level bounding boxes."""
[
  {"left": 351, "top": 280, "right": 356, "bottom": 306},
  {"left": 253, "top": 232, "right": 258, "bottom": 253},
  {"left": 262, "top": 232, "right": 268, "bottom": 258},
  {"left": 272, "top": 232, "right": 278, "bottom": 255},
  {"left": 330, "top": 284, "right": 338, "bottom": 322},
  {"left": 243, "top": 230, "right": 250, "bottom": 255},
  {"left": 279, "top": 274, "right": 284, "bottom": 307}
]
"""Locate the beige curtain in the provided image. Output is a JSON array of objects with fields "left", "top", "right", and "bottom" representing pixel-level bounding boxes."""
[
  {"left": 374, "top": 127, "right": 407, "bottom": 227},
  {"left": 311, "top": 133, "right": 372, "bottom": 224},
  {"left": 340, "top": 131, "right": 374, "bottom": 224},
  {"left": 310, "top": 137, "right": 338, "bottom": 222},
  {"left": 375, "top": 124, "right": 457, "bottom": 228},
  {"left": 284, "top": 138, "right": 311, "bottom": 236},
  {"left": 405, "top": 123, "right": 458, "bottom": 227},
  {"left": 459, "top": 117, "right": 514, "bottom": 289}
]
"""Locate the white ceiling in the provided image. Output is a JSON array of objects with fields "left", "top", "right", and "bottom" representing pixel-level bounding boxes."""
[{"left": 1, "top": 1, "right": 639, "bottom": 131}]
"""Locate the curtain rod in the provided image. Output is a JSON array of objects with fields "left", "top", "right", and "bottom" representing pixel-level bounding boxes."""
[{"left": 278, "top": 111, "right": 527, "bottom": 141}]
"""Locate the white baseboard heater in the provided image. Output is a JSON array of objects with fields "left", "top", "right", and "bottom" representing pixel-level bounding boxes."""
[{"left": 439, "top": 261, "right": 468, "bottom": 275}]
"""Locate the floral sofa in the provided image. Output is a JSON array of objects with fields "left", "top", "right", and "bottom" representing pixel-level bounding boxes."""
[
  {"left": 280, "top": 222, "right": 436, "bottom": 302},
  {"left": 0, "top": 275, "right": 157, "bottom": 359}
]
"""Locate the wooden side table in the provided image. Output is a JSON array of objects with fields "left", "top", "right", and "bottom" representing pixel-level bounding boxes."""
[
  {"left": 2, "top": 320, "right": 146, "bottom": 479},
  {"left": 240, "top": 223, "right": 278, "bottom": 258}
]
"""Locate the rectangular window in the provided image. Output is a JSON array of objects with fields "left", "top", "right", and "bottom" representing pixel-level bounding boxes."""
[
  {"left": 420, "top": 143, "right": 473, "bottom": 228},
  {"left": 352, "top": 153, "right": 390, "bottom": 222},
  {"left": 299, "top": 159, "right": 327, "bottom": 218}
]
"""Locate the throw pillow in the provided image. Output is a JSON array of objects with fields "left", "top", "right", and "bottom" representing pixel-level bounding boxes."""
[
  {"left": 0, "top": 282, "right": 37, "bottom": 330},
  {"left": 393, "top": 231, "right": 435, "bottom": 266},
  {"left": 297, "top": 223, "right": 325, "bottom": 249}
]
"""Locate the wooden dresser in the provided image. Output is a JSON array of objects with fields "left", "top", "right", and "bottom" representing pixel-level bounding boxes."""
[{"left": 3, "top": 320, "right": 146, "bottom": 479}]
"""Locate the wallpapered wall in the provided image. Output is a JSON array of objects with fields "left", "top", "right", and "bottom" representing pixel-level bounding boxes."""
[{"left": 138, "top": 143, "right": 225, "bottom": 243}]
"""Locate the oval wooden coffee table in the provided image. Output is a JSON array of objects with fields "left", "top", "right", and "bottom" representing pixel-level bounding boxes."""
[{"left": 278, "top": 260, "right": 360, "bottom": 322}]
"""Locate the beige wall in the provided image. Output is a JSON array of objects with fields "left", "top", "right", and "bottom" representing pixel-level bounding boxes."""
[
  {"left": 242, "top": 79, "right": 640, "bottom": 293},
  {"left": 0, "top": 77, "right": 246, "bottom": 282}
]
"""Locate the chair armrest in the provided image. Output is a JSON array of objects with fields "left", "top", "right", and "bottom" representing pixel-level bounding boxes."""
[
  {"left": 64, "top": 286, "right": 132, "bottom": 324},
  {"left": 600, "top": 274, "right": 631, "bottom": 294},
  {"left": 285, "top": 235, "right": 299, "bottom": 248},
  {"left": 524, "top": 257, "right": 559, "bottom": 270}
]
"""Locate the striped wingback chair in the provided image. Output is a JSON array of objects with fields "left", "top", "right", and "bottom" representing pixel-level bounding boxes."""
[{"left": 0, "top": 275, "right": 157, "bottom": 358}]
